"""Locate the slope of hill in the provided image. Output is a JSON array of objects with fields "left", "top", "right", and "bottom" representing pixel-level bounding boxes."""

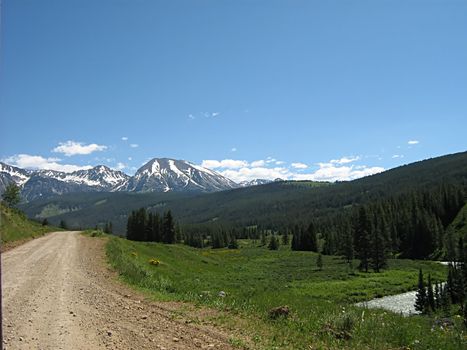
[
  {"left": 20, "top": 151, "right": 467, "bottom": 235},
  {"left": 0, "top": 204, "right": 58, "bottom": 246}
]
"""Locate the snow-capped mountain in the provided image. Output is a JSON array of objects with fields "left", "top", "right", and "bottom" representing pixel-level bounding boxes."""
[
  {"left": 126, "top": 158, "right": 238, "bottom": 192},
  {"left": 0, "top": 163, "right": 130, "bottom": 201},
  {"left": 35, "top": 166, "right": 130, "bottom": 191},
  {"left": 0, "top": 163, "right": 32, "bottom": 194},
  {"left": 0, "top": 158, "right": 241, "bottom": 201},
  {"left": 238, "top": 179, "right": 272, "bottom": 187}
]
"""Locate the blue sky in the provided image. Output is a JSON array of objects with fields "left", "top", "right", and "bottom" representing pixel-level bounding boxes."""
[{"left": 1, "top": 0, "right": 466, "bottom": 182}]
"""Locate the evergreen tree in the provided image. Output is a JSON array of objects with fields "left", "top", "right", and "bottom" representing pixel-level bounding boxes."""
[
  {"left": 281, "top": 230, "right": 289, "bottom": 246},
  {"left": 151, "top": 213, "right": 161, "bottom": 242},
  {"left": 440, "top": 284, "right": 452, "bottom": 316},
  {"left": 354, "top": 207, "right": 371, "bottom": 272},
  {"left": 59, "top": 220, "right": 68, "bottom": 230},
  {"left": 316, "top": 253, "right": 323, "bottom": 271},
  {"left": 268, "top": 235, "right": 279, "bottom": 250},
  {"left": 260, "top": 231, "right": 267, "bottom": 246},
  {"left": 305, "top": 222, "right": 318, "bottom": 252},
  {"left": 343, "top": 228, "right": 354, "bottom": 265},
  {"left": 162, "top": 210, "right": 175, "bottom": 243},
  {"left": 228, "top": 234, "right": 239, "bottom": 249},
  {"left": 415, "top": 269, "right": 427, "bottom": 313},
  {"left": 41, "top": 218, "right": 49, "bottom": 226},
  {"left": 2, "top": 183, "right": 21, "bottom": 207},
  {"left": 370, "top": 226, "right": 387, "bottom": 272},
  {"left": 434, "top": 282, "right": 441, "bottom": 310},
  {"left": 427, "top": 274, "right": 435, "bottom": 312}
]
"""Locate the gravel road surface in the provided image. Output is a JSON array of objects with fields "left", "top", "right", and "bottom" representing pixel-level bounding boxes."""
[{"left": 2, "top": 232, "right": 236, "bottom": 349}]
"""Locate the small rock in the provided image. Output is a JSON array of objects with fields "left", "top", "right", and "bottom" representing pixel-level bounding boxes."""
[
  {"left": 107, "top": 330, "right": 112, "bottom": 336},
  {"left": 173, "top": 337, "right": 179, "bottom": 342},
  {"left": 141, "top": 315, "right": 148, "bottom": 320},
  {"left": 19, "top": 337, "right": 24, "bottom": 342},
  {"left": 218, "top": 291, "right": 226, "bottom": 298}
]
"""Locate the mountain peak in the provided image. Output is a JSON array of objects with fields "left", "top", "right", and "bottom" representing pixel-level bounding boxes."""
[{"left": 127, "top": 158, "right": 237, "bottom": 193}]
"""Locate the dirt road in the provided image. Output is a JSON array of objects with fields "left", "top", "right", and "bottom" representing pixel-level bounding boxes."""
[{"left": 2, "top": 232, "right": 236, "bottom": 349}]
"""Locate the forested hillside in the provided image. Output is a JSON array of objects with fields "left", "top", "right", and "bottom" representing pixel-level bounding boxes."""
[{"left": 21, "top": 151, "right": 467, "bottom": 236}]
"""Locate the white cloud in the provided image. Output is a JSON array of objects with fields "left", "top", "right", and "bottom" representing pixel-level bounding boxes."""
[
  {"left": 3, "top": 154, "right": 92, "bottom": 172},
  {"left": 52, "top": 141, "right": 107, "bottom": 156},
  {"left": 115, "top": 162, "right": 127, "bottom": 170},
  {"left": 392, "top": 154, "right": 404, "bottom": 159},
  {"left": 130, "top": 144, "right": 139, "bottom": 148},
  {"left": 219, "top": 167, "right": 289, "bottom": 183},
  {"left": 291, "top": 162, "right": 308, "bottom": 169},
  {"left": 275, "top": 161, "right": 285, "bottom": 165},
  {"left": 128, "top": 157, "right": 132, "bottom": 161},
  {"left": 212, "top": 112, "right": 220, "bottom": 117},
  {"left": 121, "top": 136, "right": 128, "bottom": 141},
  {"left": 330, "top": 156, "right": 360, "bottom": 164},
  {"left": 231, "top": 147, "right": 237, "bottom": 152},
  {"left": 408, "top": 140, "right": 419, "bottom": 145},
  {"left": 304, "top": 164, "right": 384, "bottom": 182},
  {"left": 202, "top": 159, "right": 249, "bottom": 169},
  {"left": 188, "top": 114, "right": 195, "bottom": 120},
  {"left": 251, "top": 160, "right": 266, "bottom": 167}
]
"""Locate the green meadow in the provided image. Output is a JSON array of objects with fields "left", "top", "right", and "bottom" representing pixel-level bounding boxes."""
[{"left": 106, "top": 237, "right": 466, "bottom": 349}]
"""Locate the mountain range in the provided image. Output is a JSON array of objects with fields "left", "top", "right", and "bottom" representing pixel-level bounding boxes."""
[{"left": 0, "top": 158, "right": 270, "bottom": 201}]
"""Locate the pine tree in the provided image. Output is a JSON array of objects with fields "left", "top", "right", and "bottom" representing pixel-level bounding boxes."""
[
  {"left": 434, "top": 282, "right": 441, "bottom": 309},
  {"left": 2, "top": 183, "right": 21, "bottom": 207},
  {"left": 306, "top": 222, "right": 318, "bottom": 252},
  {"left": 41, "top": 218, "right": 49, "bottom": 226},
  {"left": 427, "top": 274, "right": 435, "bottom": 312},
  {"left": 260, "top": 231, "right": 267, "bottom": 246},
  {"left": 59, "top": 220, "right": 68, "bottom": 230},
  {"left": 268, "top": 235, "right": 279, "bottom": 250},
  {"left": 151, "top": 213, "right": 161, "bottom": 242},
  {"left": 343, "top": 228, "right": 354, "bottom": 264},
  {"left": 354, "top": 207, "right": 371, "bottom": 272},
  {"left": 228, "top": 234, "right": 238, "bottom": 249},
  {"left": 281, "top": 230, "right": 289, "bottom": 246},
  {"left": 316, "top": 253, "right": 323, "bottom": 271},
  {"left": 370, "top": 226, "right": 387, "bottom": 272},
  {"left": 440, "top": 284, "right": 451, "bottom": 316},
  {"left": 162, "top": 210, "right": 175, "bottom": 243},
  {"left": 415, "top": 269, "right": 427, "bottom": 313}
]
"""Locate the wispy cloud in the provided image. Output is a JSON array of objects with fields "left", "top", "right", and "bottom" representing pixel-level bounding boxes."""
[
  {"left": 121, "top": 136, "right": 128, "bottom": 141},
  {"left": 251, "top": 160, "right": 266, "bottom": 167},
  {"left": 130, "top": 144, "right": 139, "bottom": 148},
  {"left": 3, "top": 154, "right": 92, "bottom": 172},
  {"left": 291, "top": 162, "right": 308, "bottom": 169},
  {"left": 201, "top": 156, "right": 384, "bottom": 183},
  {"left": 330, "top": 156, "right": 360, "bottom": 164},
  {"left": 52, "top": 141, "right": 107, "bottom": 157},
  {"left": 392, "top": 154, "right": 404, "bottom": 159},
  {"left": 408, "top": 140, "right": 419, "bottom": 145},
  {"left": 115, "top": 162, "right": 127, "bottom": 170},
  {"left": 231, "top": 147, "right": 237, "bottom": 152},
  {"left": 202, "top": 159, "right": 248, "bottom": 169},
  {"left": 189, "top": 111, "right": 221, "bottom": 120}
]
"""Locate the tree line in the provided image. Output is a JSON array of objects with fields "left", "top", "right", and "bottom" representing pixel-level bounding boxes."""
[{"left": 126, "top": 208, "right": 177, "bottom": 243}]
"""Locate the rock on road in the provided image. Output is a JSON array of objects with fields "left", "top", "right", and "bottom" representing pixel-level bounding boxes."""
[{"left": 1, "top": 232, "right": 235, "bottom": 349}]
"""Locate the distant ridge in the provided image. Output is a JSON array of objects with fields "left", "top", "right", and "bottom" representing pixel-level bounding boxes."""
[{"left": 0, "top": 158, "right": 242, "bottom": 201}]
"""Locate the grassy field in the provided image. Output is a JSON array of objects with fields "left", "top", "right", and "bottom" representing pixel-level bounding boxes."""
[
  {"left": 106, "top": 237, "right": 466, "bottom": 349},
  {"left": 0, "top": 204, "right": 58, "bottom": 244}
]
